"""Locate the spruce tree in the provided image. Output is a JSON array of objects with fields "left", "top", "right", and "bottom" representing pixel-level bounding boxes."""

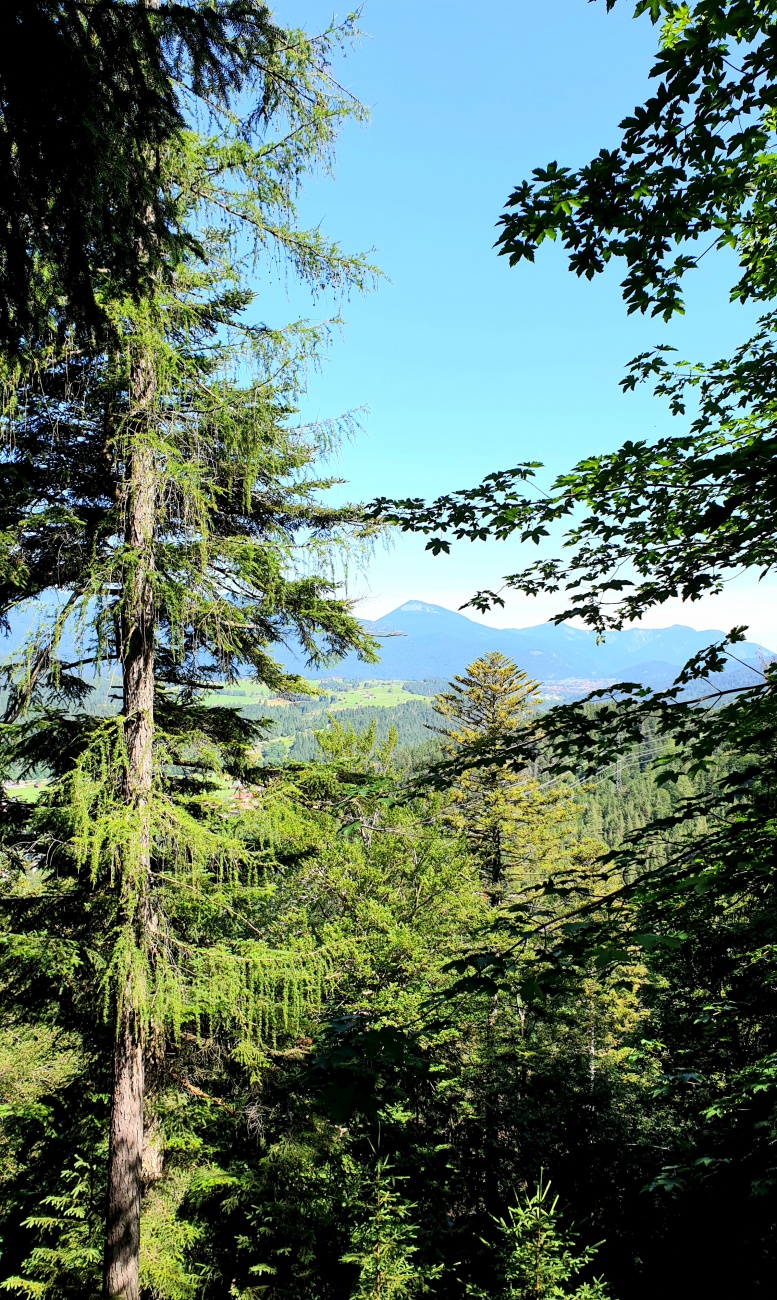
[
  {"left": 431, "top": 654, "right": 571, "bottom": 895},
  {"left": 471, "top": 1179, "right": 610, "bottom": 1300},
  {"left": 342, "top": 1159, "right": 442, "bottom": 1300},
  {"left": 0, "top": 14, "right": 377, "bottom": 1299}
]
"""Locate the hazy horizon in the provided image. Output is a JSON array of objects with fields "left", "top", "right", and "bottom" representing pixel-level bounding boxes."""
[{"left": 354, "top": 593, "right": 777, "bottom": 650}]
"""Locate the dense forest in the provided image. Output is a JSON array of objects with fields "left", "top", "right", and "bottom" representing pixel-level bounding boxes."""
[
  {"left": 2, "top": 3, "right": 777, "bottom": 1299},
  {"left": 1, "top": 653, "right": 747, "bottom": 1300}
]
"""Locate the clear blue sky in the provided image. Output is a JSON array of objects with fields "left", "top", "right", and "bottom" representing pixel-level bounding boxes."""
[{"left": 269, "top": 1, "right": 777, "bottom": 646}]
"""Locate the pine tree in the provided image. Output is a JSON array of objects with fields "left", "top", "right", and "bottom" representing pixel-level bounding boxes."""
[{"left": 0, "top": 15, "right": 378, "bottom": 1300}]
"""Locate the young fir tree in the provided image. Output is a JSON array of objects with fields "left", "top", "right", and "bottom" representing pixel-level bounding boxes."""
[
  {"left": 431, "top": 653, "right": 572, "bottom": 896},
  {"left": 0, "top": 15, "right": 378, "bottom": 1300},
  {"left": 470, "top": 1179, "right": 611, "bottom": 1300},
  {"left": 342, "top": 1158, "right": 442, "bottom": 1300}
]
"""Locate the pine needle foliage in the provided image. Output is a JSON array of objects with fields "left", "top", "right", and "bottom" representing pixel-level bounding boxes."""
[{"left": 342, "top": 1158, "right": 443, "bottom": 1300}]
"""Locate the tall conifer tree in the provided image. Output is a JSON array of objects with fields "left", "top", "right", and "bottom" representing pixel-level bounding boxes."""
[
  {"left": 432, "top": 654, "right": 576, "bottom": 895},
  {"left": 0, "top": 14, "right": 377, "bottom": 1299}
]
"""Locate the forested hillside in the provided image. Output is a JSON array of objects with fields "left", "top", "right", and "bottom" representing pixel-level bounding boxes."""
[
  {"left": 4, "top": 671, "right": 716, "bottom": 857},
  {"left": 1, "top": 654, "right": 742, "bottom": 1300},
  {"left": 225, "top": 682, "right": 723, "bottom": 849}
]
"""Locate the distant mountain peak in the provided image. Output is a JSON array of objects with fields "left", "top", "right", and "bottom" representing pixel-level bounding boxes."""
[
  {"left": 6, "top": 595, "right": 772, "bottom": 703},
  {"left": 387, "top": 600, "right": 453, "bottom": 617}
]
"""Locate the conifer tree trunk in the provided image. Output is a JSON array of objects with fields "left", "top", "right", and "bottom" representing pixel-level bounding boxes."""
[
  {"left": 104, "top": 347, "right": 156, "bottom": 1300},
  {"left": 104, "top": 1018, "right": 145, "bottom": 1300},
  {"left": 105, "top": 0, "right": 158, "bottom": 1276}
]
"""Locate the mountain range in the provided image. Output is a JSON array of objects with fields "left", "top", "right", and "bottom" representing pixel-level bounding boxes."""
[
  {"left": 275, "top": 600, "right": 774, "bottom": 698},
  {"left": 4, "top": 598, "right": 772, "bottom": 700}
]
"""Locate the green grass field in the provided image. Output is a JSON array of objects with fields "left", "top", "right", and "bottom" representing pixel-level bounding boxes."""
[
  {"left": 204, "top": 679, "right": 428, "bottom": 710},
  {"left": 5, "top": 781, "right": 48, "bottom": 803}
]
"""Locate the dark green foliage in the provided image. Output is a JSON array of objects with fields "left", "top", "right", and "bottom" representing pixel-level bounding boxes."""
[
  {"left": 401, "top": 680, "right": 449, "bottom": 698},
  {"left": 8, "top": 2, "right": 777, "bottom": 1296},
  {"left": 369, "top": 3, "right": 777, "bottom": 1293},
  {"left": 7, "top": 680, "right": 777, "bottom": 1297},
  {"left": 0, "top": 0, "right": 290, "bottom": 351},
  {"left": 255, "top": 699, "right": 438, "bottom": 764},
  {"left": 468, "top": 1178, "right": 611, "bottom": 1300}
]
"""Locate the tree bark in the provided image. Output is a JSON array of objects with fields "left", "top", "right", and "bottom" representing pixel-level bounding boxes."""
[
  {"left": 103, "top": 348, "right": 156, "bottom": 1300},
  {"left": 104, "top": 5, "right": 159, "bottom": 1288},
  {"left": 104, "top": 1017, "right": 145, "bottom": 1300}
]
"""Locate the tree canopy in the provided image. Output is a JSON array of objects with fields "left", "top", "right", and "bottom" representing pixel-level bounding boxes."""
[
  {"left": 370, "top": 0, "right": 777, "bottom": 1271},
  {"left": 0, "top": 1, "right": 312, "bottom": 350}
]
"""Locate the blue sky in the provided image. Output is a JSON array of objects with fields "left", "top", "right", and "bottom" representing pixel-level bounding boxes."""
[{"left": 268, "top": 1, "right": 777, "bottom": 646}]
